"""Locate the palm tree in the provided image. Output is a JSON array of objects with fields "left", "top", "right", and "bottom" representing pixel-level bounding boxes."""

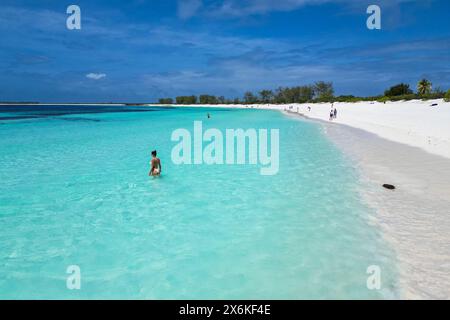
[{"left": 417, "top": 79, "right": 432, "bottom": 96}]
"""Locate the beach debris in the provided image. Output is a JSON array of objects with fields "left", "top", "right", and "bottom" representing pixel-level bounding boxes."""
[
  {"left": 430, "top": 103, "right": 438, "bottom": 107},
  {"left": 382, "top": 184, "right": 396, "bottom": 190}
]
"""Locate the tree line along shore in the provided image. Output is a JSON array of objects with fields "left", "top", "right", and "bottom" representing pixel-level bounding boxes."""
[{"left": 159, "top": 79, "right": 450, "bottom": 105}]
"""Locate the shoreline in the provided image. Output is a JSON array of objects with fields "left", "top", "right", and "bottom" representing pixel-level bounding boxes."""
[
  {"left": 285, "top": 111, "right": 450, "bottom": 299},
  {"left": 170, "top": 101, "right": 450, "bottom": 298},
  {"left": 181, "top": 101, "right": 450, "bottom": 298}
]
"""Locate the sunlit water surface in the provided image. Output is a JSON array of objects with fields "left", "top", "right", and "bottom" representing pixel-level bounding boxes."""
[{"left": 0, "top": 106, "right": 398, "bottom": 299}]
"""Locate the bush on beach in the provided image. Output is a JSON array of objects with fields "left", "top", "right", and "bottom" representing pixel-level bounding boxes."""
[
  {"left": 445, "top": 90, "right": 450, "bottom": 102},
  {"left": 386, "top": 94, "right": 418, "bottom": 101},
  {"left": 384, "top": 83, "right": 413, "bottom": 97},
  {"left": 176, "top": 95, "right": 197, "bottom": 104},
  {"left": 376, "top": 96, "right": 390, "bottom": 103},
  {"left": 158, "top": 98, "right": 173, "bottom": 104}
]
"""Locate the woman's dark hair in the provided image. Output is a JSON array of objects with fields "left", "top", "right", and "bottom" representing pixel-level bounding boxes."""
[{"left": 151, "top": 150, "right": 157, "bottom": 156}]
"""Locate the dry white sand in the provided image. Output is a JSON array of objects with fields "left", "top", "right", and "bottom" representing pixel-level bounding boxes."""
[{"left": 279, "top": 99, "right": 450, "bottom": 160}]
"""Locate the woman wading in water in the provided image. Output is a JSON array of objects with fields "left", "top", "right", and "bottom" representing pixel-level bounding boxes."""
[{"left": 149, "top": 150, "right": 162, "bottom": 176}]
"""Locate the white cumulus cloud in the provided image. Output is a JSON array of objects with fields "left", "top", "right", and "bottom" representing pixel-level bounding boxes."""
[{"left": 86, "top": 73, "right": 106, "bottom": 80}]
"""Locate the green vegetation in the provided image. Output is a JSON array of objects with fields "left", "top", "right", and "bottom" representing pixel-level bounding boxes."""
[
  {"left": 417, "top": 79, "right": 432, "bottom": 96},
  {"left": 418, "top": 89, "right": 446, "bottom": 101},
  {"left": 445, "top": 89, "right": 450, "bottom": 102},
  {"left": 244, "top": 91, "right": 258, "bottom": 104},
  {"left": 376, "top": 96, "right": 391, "bottom": 103},
  {"left": 199, "top": 95, "right": 219, "bottom": 104},
  {"left": 157, "top": 79, "right": 448, "bottom": 105},
  {"left": 380, "top": 94, "right": 417, "bottom": 102},
  {"left": 384, "top": 83, "right": 413, "bottom": 97},
  {"left": 313, "top": 81, "right": 334, "bottom": 102},
  {"left": 175, "top": 95, "right": 197, "bottom": 104},
  {"left": 259, "top": 90, "right": 273, "bottom": 103},
  {"left": 158, "top": 98, "right": 173, "bottom": 104},
  {"left": 272, "top": 86, "right": 315, "bottom": 103}
]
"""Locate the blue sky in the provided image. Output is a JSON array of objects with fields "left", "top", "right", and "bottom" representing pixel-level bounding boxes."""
[{"left": 0, "top": 0, "right": 449, "bottom": 102}]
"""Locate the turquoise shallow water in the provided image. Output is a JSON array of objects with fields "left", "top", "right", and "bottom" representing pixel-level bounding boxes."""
[{"left": 0, "top": 106, "right": 398, "bottom": 299}]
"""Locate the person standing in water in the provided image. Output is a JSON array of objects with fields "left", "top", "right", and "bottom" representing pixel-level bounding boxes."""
[{"left": 149, "top": 150, "right": 162, "bottom": 176}]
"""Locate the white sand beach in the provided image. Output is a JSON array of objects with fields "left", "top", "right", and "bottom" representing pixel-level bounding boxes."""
[
  {"left": 160, "top": 99, "right": 450, "bottom": 299},
  {"left": 279, "top": 99, "right": 450, "bottom": 160}
]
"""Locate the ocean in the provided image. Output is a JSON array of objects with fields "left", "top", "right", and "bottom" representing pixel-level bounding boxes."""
[{"left": 0, "top": 105, "right": 398, "bottom": 299}]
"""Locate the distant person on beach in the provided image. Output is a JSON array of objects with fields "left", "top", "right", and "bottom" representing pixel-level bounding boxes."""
[
  {"left": 149, "top": 150, "right": 162, "bottom": 176},
  {"left": 308, "top": 106, "right": 311, "bottom": 112},
  {"left": 329, "top": 107, "right": 334, "bottom": 121},
  {"left": 333, "top": 108, "right": 337, "bottom": 119}
]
